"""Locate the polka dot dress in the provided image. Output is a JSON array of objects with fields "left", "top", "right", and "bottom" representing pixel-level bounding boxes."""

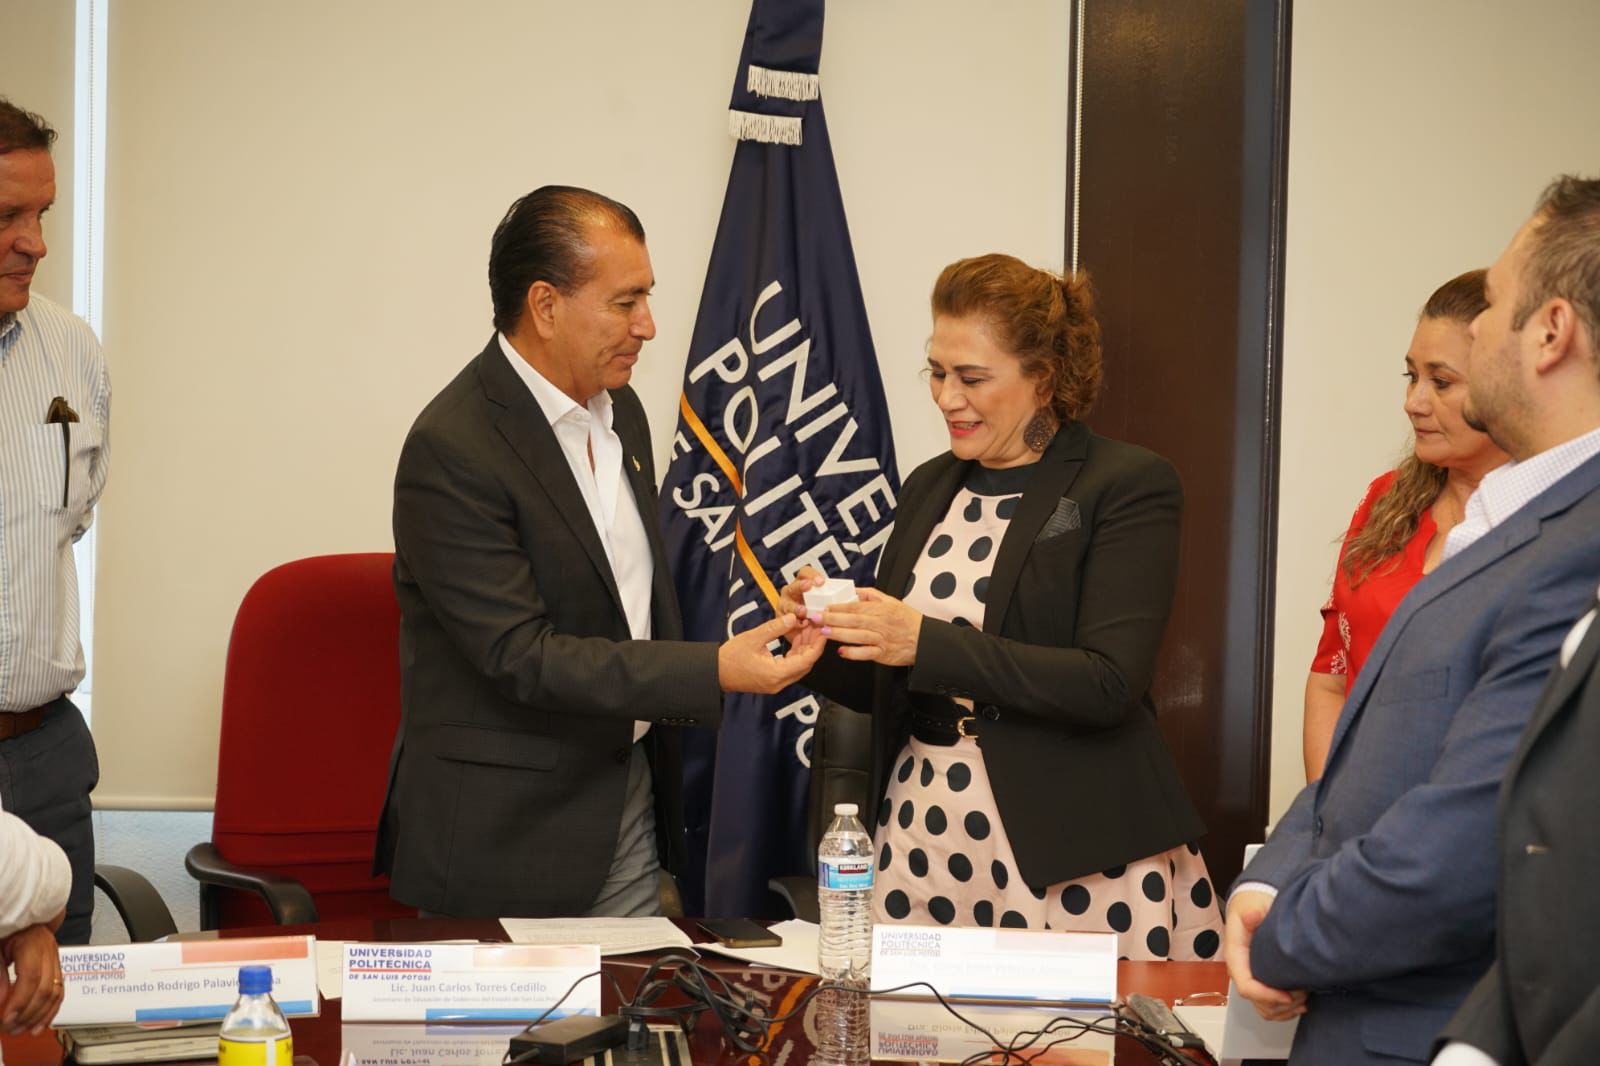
[{"left": 877, "top": 472, "right": 1225, "bottom": 961}]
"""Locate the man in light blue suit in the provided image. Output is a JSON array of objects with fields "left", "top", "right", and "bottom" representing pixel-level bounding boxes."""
[{"left": 1226, "top": 174, "right": 1600, "bottom": 1066}]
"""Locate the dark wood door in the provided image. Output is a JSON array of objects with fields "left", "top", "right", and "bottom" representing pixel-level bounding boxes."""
[{"left": 1069, "top": 0, "right": 1292, "bottom": 892}]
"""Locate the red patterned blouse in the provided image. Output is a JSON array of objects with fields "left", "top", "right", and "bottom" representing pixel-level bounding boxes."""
[{"left": 1310, "top": 469, "right": 1437, "bottom": 689}]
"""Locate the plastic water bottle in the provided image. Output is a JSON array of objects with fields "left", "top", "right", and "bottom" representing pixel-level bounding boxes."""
[
  {"left": 817, "top": 801, "right": 874, "bottom": 986},
  {"left": 218, "top": 965, "right": 293, "bottom": 1065}
]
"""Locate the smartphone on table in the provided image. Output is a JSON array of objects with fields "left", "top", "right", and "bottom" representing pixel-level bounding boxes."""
[{"left": 697, "top": 918, "right": 782, "bottom": 948}]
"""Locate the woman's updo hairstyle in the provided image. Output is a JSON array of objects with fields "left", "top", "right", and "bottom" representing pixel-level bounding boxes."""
[{"left": 931, "top": 253, "right": 1104, "bottom": 423}]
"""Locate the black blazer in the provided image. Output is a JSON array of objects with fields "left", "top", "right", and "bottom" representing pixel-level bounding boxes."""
[
  {"left": 808, "top": 422, "right": 1204, "bottom": 887},
  {"left": 374, "top": 338, "right": 722, "bottom": 917},
  {"left": 1436, "top": 599, "right": 1600, "bottom": 1065}
]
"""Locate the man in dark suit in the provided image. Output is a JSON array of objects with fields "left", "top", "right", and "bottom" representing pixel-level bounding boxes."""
[
  {"left": 375, "top": 186, "right": 821, "bottom": 918},
  {"left": 1225, "top": 174, "right": 1600, "bottom": 1065},
  {"left": 1430, "top": 179, "right": 1600, "bottom": 1066}
]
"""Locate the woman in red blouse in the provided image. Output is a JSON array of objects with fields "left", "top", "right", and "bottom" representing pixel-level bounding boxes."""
[{"left": 1302, "top": 270, "right": 1510, "bottom": 781}]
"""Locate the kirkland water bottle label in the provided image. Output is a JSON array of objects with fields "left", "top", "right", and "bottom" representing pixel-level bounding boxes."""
[{"left": 819, "top": 858, "right": 874, "bottom": 890}]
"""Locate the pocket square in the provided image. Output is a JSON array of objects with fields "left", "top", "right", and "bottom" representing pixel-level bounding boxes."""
[{"left": 1036, "top": 497, "right": 1082, "bottom": 540}]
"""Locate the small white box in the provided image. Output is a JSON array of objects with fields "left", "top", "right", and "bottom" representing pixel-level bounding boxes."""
[{"left": 803, "top": 578, "right": 857, "bottom": 612}]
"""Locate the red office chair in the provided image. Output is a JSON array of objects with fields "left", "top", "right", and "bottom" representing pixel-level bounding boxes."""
[{"left": 185, "top": 553, "right": 416, "bottom": 928}]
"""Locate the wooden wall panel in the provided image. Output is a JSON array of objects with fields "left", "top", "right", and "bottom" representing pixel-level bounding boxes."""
[{"left": 1068, "top": 0, "right": 1291, "bottom": 891}]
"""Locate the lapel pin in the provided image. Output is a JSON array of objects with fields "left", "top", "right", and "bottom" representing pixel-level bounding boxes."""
[{"left": 631, "top": 455, "right": 641, "bottom": 472}]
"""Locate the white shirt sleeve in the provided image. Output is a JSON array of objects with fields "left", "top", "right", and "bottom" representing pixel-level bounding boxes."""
[
  {"left": 1432, "top": 1041, "right": 1501, "bottom": 1066},
  {"left": 0, "top": 810, "right": 71, "bottom": 938},
  {"left": 1232, "top": 881, "right": 1279, "bottom": 900}
]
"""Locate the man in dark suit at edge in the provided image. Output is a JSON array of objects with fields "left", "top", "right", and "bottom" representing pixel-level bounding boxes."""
[
  {"left": 376, "top": 186, "right": 821, "bottom": 918},
  {"left": 1225, "top": 173, "right": 1600, "bottom": 1065},
  {"left": 1431, "top": 178, "right": 1600, "bottom": 1066}
]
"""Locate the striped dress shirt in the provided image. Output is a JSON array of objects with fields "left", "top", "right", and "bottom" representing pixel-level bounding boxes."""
[{"left": 0, "top": 294, "right": 110, "bottom": 712}]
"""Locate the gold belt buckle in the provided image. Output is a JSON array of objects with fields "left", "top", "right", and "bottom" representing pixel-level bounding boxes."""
[{"left": 956, "top": 715, "right": 976, "bottom": 739}]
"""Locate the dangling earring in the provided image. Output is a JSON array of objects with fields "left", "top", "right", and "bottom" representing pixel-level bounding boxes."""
[{"left": 1023, "top": 409, "right": 1056, "bottom": 452}]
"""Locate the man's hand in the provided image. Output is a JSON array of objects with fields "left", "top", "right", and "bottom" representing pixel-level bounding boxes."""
[
  {"left": 718, "top": 613, "right": 824, "bottom": 694},
  {"left": 816, "top": 587, "right": 923, "bottom": 667},
  {"left": 0, "top": 921, "right": 65, "bottom": 1035},
  {"left": 777, "top": 566, "right": 826, "bottom": 622},
  {"left": 1224, "top": 889, "right": 1307, "bottom": 1021}
]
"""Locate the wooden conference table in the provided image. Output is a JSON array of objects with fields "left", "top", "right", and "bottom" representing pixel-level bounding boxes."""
[{"left": 3, "top": 918, "right": 1227, "bottom": 1065}]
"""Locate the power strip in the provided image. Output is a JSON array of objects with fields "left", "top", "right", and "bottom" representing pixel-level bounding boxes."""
[{"left": 509, "top": 1014, "right": 629, "bottom": 1064}]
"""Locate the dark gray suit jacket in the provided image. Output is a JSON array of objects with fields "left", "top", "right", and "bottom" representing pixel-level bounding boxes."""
[
  {"left": 374, "top": 338, "right": 721, "bottom": 917},
  {"left": 1436, "top": 592, "right": 1600, "bottom": 1065},
  {"left": 1237, "top": 451, "right": 1600, "bottom": 1065}
]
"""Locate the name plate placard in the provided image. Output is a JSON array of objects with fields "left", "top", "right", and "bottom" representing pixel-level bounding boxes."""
[
  {"left": 338, "top": 1023, "right": 525, "bottom": 1064},
  {"left": 56, "top": 936, "right": 320, "bottom": 1026},
  {"left": 871, "top": 998, "right": 1114, "bottom": 1064},
  {"left": 871, "top": 926, "right": 1116, "bottom": 1006},
  {"left": 340, "top": 943, "right": 600, "bottom": 1022}
]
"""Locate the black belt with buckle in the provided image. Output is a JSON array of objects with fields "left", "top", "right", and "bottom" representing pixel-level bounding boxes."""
[{"left": 909, "top": 707, "right": 979, "bottom": 745}]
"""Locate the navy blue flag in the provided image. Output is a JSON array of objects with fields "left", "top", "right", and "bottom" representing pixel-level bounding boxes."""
[{"left": 660, "top": 0, "right": 899, "bottom": 918}]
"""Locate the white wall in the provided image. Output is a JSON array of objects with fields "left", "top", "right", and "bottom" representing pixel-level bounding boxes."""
[
  {"left": 1271, "top": 0, "right": 1600, "bottom": 818},
  {"left": 89, "top": 1, "right": 1071, "bottom": 807}
]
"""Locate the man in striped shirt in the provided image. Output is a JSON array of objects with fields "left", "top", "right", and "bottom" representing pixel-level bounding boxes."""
[{"left": 0, "top": 98, "right": 109, "bottom": 946}]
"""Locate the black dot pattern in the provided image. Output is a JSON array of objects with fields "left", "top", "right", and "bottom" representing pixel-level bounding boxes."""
[
  {"left": 1060, "top": 884, "right": 1091, "bottom": 915},
  {"left": 902, "top": 486, "right": 1018, "bottom": 642},
  {"left": 873, "top": 740, "right": 1224, "bottom": 960}
]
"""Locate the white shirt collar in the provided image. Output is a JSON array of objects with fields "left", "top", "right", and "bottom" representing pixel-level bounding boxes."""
[
  {"left": 1475, "top": 426, "right": 1600, "bottom": 527},
  {"left": 497, "top": 332, "right": 613, "bottom": 431},
  {"left": 1443, "top": 425, "right": 1600, "bottom": 561}
]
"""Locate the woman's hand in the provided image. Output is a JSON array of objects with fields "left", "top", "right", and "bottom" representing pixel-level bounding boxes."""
[
  {"left": 818, "top": 588, "right": 924, "bottom": 667},
  {"left": 777, "top": 566, "right": 827, "bottom": 622}
]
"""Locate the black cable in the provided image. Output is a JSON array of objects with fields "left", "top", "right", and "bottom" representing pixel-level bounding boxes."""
[
  {"left": 504, "top": 959, "right": 1216, "bottom": 1066},
  {"left": 620, "top": 953, "right": 816, "bottom": 1055},
  {"left": 1113, "top": 1000, "right": 1219, "bottom": 1065}
]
